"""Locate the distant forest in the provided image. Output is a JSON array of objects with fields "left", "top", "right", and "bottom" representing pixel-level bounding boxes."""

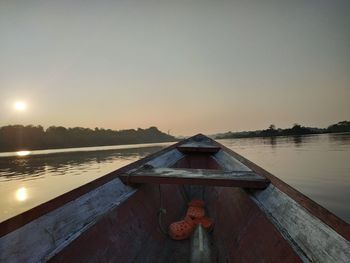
[
  {"left": 1, "top": 121, "right": 349, "bottom": 152},
  {"left": 0, "top": 125, "right": 177, "bottom": 152},
  {"left": 215, "top": 121, "right": 350, "bottom": 139}
]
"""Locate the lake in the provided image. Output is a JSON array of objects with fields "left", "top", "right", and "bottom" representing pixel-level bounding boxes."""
[{"left": 0, "top": 133, "right": 349, "bottom": 223}]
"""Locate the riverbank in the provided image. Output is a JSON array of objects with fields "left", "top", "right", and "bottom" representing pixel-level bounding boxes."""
[
  {"left": 215, "top": 121, "right": 350, "bottom": 139},
  {"left": 0, "top": 125, "right": 177, "bottom": 153}
]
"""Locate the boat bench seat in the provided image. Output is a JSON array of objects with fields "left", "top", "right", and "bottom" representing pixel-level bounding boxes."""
[{"left": 120, "top": 168, "right": 270, "bottom": 189}]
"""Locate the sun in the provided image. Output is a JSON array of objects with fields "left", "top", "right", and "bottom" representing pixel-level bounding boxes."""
[{"left": 14, "top": 101, "right": 27, "bottom": 111}]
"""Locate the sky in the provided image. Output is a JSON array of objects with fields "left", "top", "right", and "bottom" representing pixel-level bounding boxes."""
[{"left": 0, "top": 0, "right": 349, "bottom": 136}]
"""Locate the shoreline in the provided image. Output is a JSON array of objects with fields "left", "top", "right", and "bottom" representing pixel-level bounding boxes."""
[
  {"left": 215, "top": 131, "right": 350, "bottom": 140},
  {"left": 0, "top": 141, "right": 176, "bottom": 157}
]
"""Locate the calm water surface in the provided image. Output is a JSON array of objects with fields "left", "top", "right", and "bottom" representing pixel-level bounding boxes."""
[
  {"left": 0, "top": 133, "right": 349, "bottom": 223},
  {"left": 0, "top": 142, "right": 172, "bottom": 222}
]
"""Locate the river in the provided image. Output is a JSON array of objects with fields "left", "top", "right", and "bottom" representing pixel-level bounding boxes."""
[{"left": 0, "top": 133, "right": 349, "bottom": 223}]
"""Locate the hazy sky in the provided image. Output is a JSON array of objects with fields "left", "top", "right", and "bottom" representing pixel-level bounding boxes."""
[{"left": 1, "top": 0, "right": 349, "bottom": 135}]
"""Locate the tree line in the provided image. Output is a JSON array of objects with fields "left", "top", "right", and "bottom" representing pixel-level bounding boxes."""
[
  {"left": 0, "top": 125, "right": 177, "bottom": 152},
  {"left": 215, "top": 121, "right": 350, "bottom": 139}
]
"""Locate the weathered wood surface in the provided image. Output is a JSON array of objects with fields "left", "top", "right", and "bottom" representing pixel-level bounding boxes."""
[
  {"left": 120, "top": 168, "right": 270, "bottom": 188},
  {"left": 251, "top": 185, "right": 350, "bottom": 263},
  {"left": 211, "top": 137, "right": 350, "bottom": 240},
  {"left": 213, "top": 150, "right": 251, "bottom": 171},
  {"left": 0, "top": 178, "right": 134, "bottom": 263},
  {"left": 145, "top": 149, "right": 184, "bottom": 168},
  {"left": 0, "top": 150, "right": 185, "bottom": 263},
  {"left": 50, "top": 184, "right": 191, "bottom": 263},
  {"left": 190, "top": 225, "right": 212, "bottom": 263},
  {"left": 206, "top": 187, "right": 302, "bottom": 262},
  {"left": 212, "top": 136, "right": 350, "bottom": 262},
  {"left": 177, "top": 141, "right": 220, "bottom": 153}
]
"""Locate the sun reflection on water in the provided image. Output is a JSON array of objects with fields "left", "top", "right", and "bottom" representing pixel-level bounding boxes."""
[
  {"left": 15, "top": 187, "right": 28, "bottom": 202},
  {"left": 16, "top": 151, "right": 31, "bottom": 156}
]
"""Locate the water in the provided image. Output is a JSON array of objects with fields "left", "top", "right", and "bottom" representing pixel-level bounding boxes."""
[
  {"left": 0, "top": 142, "right": 172, "bottom": 222},
  {"left": 0, "top": 133, "right": 349, "bottom": 224}
]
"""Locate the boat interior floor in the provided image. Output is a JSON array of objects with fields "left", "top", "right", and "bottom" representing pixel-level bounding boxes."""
[{"left": 51, "top": 148, "right": 300, "bottom": 263}]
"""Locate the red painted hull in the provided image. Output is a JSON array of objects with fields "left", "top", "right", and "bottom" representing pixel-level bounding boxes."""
[
  {"left": 50, "top": 183, "right": 301, "bottom": 263},
  {"left": 50, "top": 142, "right": 300, "bottom": 262}
]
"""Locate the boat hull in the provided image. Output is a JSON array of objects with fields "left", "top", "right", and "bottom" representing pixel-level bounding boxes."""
[
  {"left": 0, "top": 134, "right": 349, "bottom": 262},
  {"left": 50, "top": 184, "right": 301, "bottom": 263}
]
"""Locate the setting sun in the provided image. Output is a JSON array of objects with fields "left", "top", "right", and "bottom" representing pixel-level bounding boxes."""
[{"left": 14, "top": 101, "right": 27, "bottom": 111}]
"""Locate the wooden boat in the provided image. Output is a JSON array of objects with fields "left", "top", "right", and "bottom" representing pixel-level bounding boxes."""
[{"left": 0, "top": 134, "right": 349, "bottom": 262}]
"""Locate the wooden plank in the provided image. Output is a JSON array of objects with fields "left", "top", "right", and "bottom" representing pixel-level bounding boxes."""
[
  {"left": 119, "top": 168, "right": 270, "bottom": 189},
  {"left": 146, "top": 149, "right": 184, "bottom": 168},
  {"left": 190, "top": 225, "right": 212, "bottom": 263},
  {"left": 0, "top": 178, "right": 135, "bottom": 263},
  {"left": 213, "top": 150, "right": 252, "bottom": 171},
  {"left": 177, "top": 142, "right": 221, "bottom": 153},
  {"left": 251, "top": 185, "right": 350, "bottom": 262}
]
